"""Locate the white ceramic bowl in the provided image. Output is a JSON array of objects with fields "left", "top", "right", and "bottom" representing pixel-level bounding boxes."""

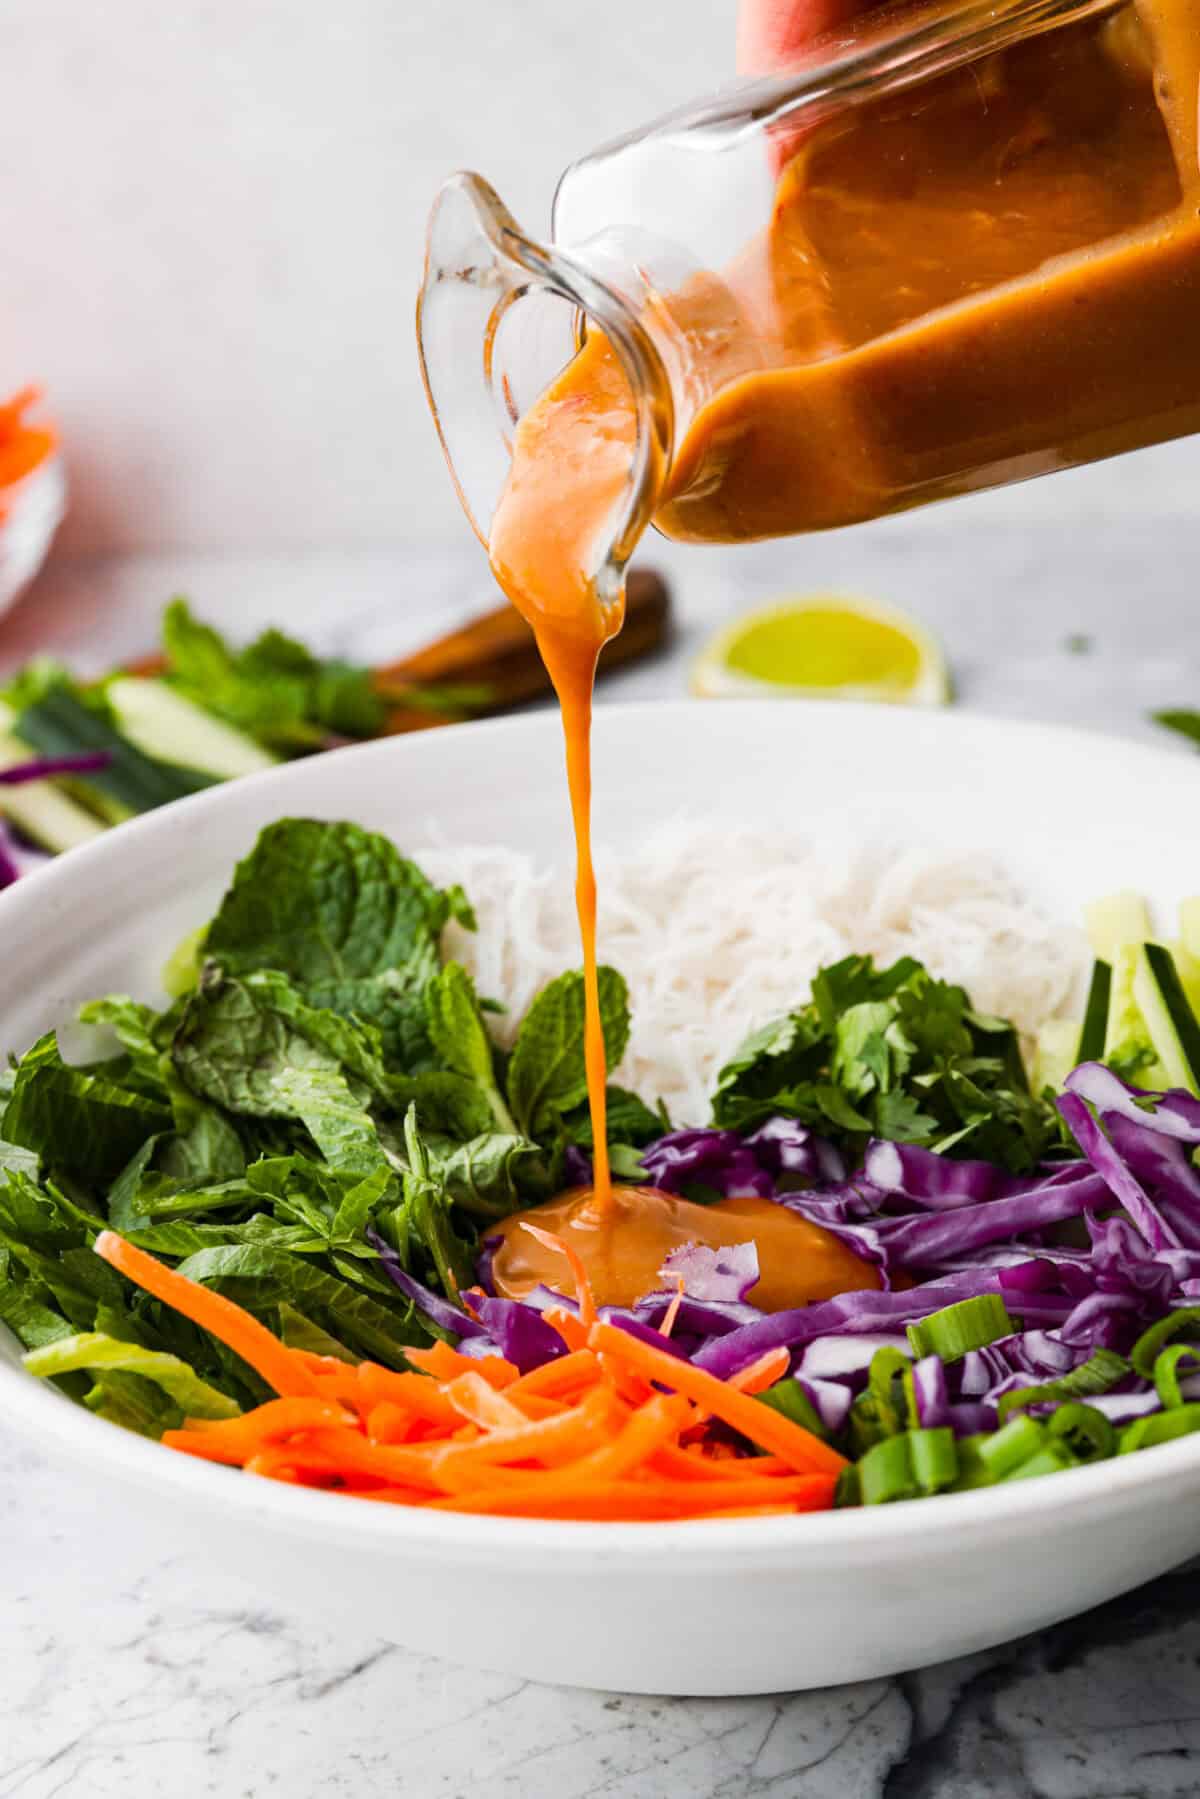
[
  {"left": 0, "top": 454, "right": 65, "bottom": 615},
  {"left": 3, "top": 701, "right": 1200, "bottom": 1697}
]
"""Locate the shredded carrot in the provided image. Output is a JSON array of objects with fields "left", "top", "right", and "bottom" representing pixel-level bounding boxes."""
[
  {"left": 509, "top": 1348, "right": 599, "bottom": 1397},
  {"left": 95, "top": 1233, "right": 320, "bottom": 1399},
  {"left": 404, "top": 1342, "right": 519, "bottom": 1386},
  {"left": 587, "top": 1323, "right": 847, "bottom": 1477},
  {"left": 520, "top": 1222, "right": 597, "bottom": 1328},
  {"left": 431, "top": 1388, "right": 621, "bottom": 1491},
  {"left": 355, "top": 1365, "right": 458, "bottom": 1424},
  {"left": 90, "top": 1233, "right": 843, "bottom": 1522},
  {"left": 727, "top": 1346, "right": 791, "bottom": 1396},
  {"left": 659, "top": 1273, "right": 687, "bottom": 1341},
  {"left": 543, "top": 1306, "right": 589, "bottom": 1351},
  {"left": 0, "top": 386, "right": 55, "bottom": 494},
  {"left": 443, "top": 1372, "right": 529, "bottom": 1432}
]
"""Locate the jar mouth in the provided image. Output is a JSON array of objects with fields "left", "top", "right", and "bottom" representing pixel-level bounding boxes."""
[{"left": 417, "top": 172, "right": 673, "bottom": 586}]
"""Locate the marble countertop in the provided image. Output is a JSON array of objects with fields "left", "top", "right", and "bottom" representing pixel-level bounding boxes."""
[{"left": 4, "top": 510, "right": 1200, "bottom": 1797}]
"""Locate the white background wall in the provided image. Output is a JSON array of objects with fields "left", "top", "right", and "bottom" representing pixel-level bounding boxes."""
[{"left": 0, "top": 1, "right": 732, "bottom": 555}]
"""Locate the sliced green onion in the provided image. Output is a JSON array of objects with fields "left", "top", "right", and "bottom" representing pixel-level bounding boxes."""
[
  {"left": 906, "top": 1294, "right": 1013, "bottom": 1363},
  {"left": 908, "top": 1427, "right": 958, "bottom": 1494},
  {"left": 834, "top": 1465, "right": 861, "bottom": 1509},
  {"left": 1153, "top": 1343, "right": 1200, "bottom": 1411},
  {"left": 858, "top": 1434, "right": 919, "bottom": 1505},
  {"left": 996, "top": 1348, "right": 1130, "bottom": 1422},
  {"left": 1130, "top": 1307, "right": 1200, "bottom": 1380},
  {"left": 848, "top": 1392, "right": 889, "bottom": 1457},
  {"left": 1002, "top": 1442, "right": 1077, "bottom": 1482},
  {"left": 757, "top": 1377, "right": 828, "bottom": 1440},
  {"left": 1118, "top": 1403, "right": 1200, "bottom": 1454},
  {"left": 1046, "top": 1401, "right": 1114, "bottom": 1462},
  {"left": 950, "top": 1434, "right": 996, "bottom": 1491},
  {"left": 868, "top": 1345, "right": 913, "bottom": 1436},
  {"left": 858, "top": 1428, "right": 958, "bottom": 1504},
  {"left": 976, "top": 1413, "right": 1045, "bottom": 1479}
]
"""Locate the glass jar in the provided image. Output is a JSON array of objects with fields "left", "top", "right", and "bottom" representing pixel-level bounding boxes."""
[{"left": 417, "top": 0, "right": 1200, "bottom": 573}]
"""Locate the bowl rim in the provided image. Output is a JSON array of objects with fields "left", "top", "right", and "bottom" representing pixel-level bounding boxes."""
[{"left": 3, "top": 697, "right": 1200, "bottom": 1561}]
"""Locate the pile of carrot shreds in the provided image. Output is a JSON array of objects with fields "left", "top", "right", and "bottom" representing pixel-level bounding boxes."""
[{"left": 95, "top": 1231, "right": 846, "bottom": 1522}]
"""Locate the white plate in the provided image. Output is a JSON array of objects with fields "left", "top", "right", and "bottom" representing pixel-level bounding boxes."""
[{"left": 2, "top": 700, "right": 1200, "bottom": 1698}]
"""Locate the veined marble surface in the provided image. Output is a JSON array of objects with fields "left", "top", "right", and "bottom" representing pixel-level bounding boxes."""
[{"left": 4, "top": 512, "right": 1200, "bottom": 1797}]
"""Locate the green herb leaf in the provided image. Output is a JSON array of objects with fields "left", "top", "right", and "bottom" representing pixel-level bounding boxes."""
[
  {"left": 433, "top": 1132, "right": 546, "bottom": 1218},
  {"left": 558, "top": 1084, "right": 666, "bottom": 1150},
  {"left": 2, "top": 1033, "right": 171, "bottom": 1182},
  {"left": 425, "top": 962, "right": 516, "bottom": 1132},
  {"left": 506, "top": 967, "right": 630, "bottom": 1138},
  {"left": 1154, "top": 709, "right": 1200, "bottom": 750},
  {"left": 710, "top": 953, "right": 1060, "bottom": 1171},
  {"left": 23, "top": 1330, "right": 240, "bottom": 1419},
  {"left": 172, "top": 1241, "right": 424, "bottom": 1366},
  {"left": 202, "top": 818, "right": 466, "bottom": 1065},
  {"left": 162, "top": 599, "right": 386, "bottom": 750},
  {"left": 392, "top": 1107, "right": 475, "bottom": 1299},
  {"left": 172, "top": 969, "right": 389, "bottom": 1116}
]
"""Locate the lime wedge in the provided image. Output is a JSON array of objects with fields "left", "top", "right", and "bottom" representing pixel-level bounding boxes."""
[{"left": 690, "top": 595, "right": 950, "bottom": 706}]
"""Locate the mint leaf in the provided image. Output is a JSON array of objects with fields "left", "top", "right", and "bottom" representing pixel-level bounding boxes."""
[
  {"left": 558, "top": 1084, "right": 665, "bottom": 1149},
  {"left": 202, "top": 818, "right": 467, "bottom": 1066},
  {"left": 505, "top": 966, "right": 630, "bottom": 1138},
  {"left": 205, "top": 819, "right": 456, "bottom": 986},
  {"left": 390, "top": 1107, "right": 475, "bottom": 1298},
  {"left": 425, "top": 961, "right": 516, "bottom": 1132},
  {"left": 171, "top": 970, "right": 389, "bottom": 1116},
  {"left": 171, "top": 1241, "right": 423, "bottom": 1366},
  {"left": 2, "top": 1033, "right": 171, "bottom": 1182},
  {"left": 387, "top": 1072, "right": 497, "bottom": 1141},
  {"left": 0, "top": 1249, "right": 77, "bottom": 1350},
  {"left": 271, "top": 1066, "right": 393, "bottom": 1184},
  {"left": 432, "top": 1132, "right": 546, "bottom": 1218}
]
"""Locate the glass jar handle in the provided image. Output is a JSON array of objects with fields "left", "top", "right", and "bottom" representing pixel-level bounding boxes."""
[{"left": 417, "top": 172, "right": 674, "bottom": 603}]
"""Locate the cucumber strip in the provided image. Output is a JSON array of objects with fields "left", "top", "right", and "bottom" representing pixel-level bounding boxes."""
[
  {"left": 1133, "top": 943, "right": 1200, "bottom": 1096},
  {"left": 1179, "top": 898, "right": 1200, "bottom": 964},
  {"left": 1035, "top": 1020, "right": 1079, "bottom": 1094},
  {"left": 1085, "top": 892, "right": 1152, "bottom": 963},
  {"left": 0, "top": 731, "right": 106, "bottom": 852},
  {"left": 1077, "top": 960, "right": 1112, "bottom": 1063},
  {"left": 1172, "top": 939, "right": 1200, "bottom": 1017},
  {"left": 14, "top": 688, "right": 219, "bottom": 819},
  {"left": 1104, "top": 944, "right": 1169, "bottom": 1087},
  {"left": 108, "top": 677, "right": 277, "bottom": 781}
]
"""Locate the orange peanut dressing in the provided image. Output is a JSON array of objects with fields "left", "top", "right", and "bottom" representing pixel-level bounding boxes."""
[
  {"left": 489, "top": 1188, "right": 880, "bottom": 1312},
  {"left": 486, "top": 333, "right": 648, "bottom": 1211},
  {"left": 485, "top": 0, "right": 1200, "bottom": 1312}
]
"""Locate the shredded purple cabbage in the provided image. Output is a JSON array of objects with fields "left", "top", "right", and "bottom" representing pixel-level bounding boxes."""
[
  {"left": 0, "top": 753, "right": 111, "bottom": 891},
  {"left": 659, "top": 1239, "right": 759, "bottom": 1303},
  {"left": 639, "top": 1128, "right": 774, "bottom": 1197},
  {"left": 0, "top": 751, "right": 111, "bottom": 786}
]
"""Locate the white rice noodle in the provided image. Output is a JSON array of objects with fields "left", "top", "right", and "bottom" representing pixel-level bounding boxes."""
[{"left": 417, "top": 823, "right": 1085, "bottom": 1130}]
